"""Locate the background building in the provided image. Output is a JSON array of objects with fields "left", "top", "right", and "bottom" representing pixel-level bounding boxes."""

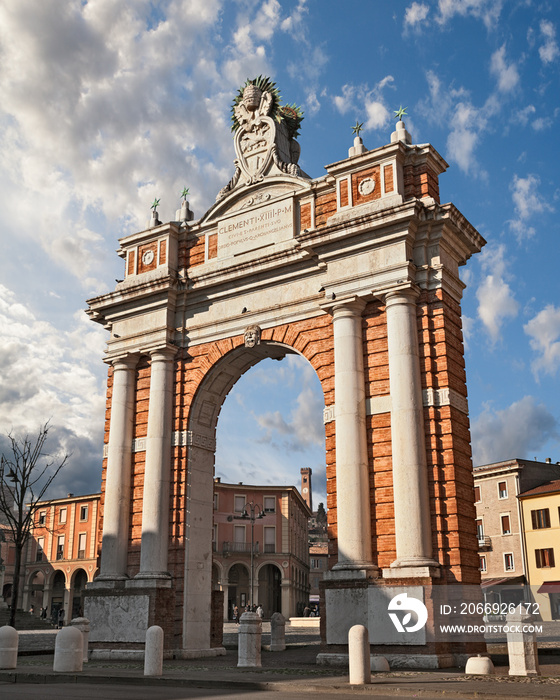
[
  {"left": 474, "top": 458, "right": 560, "bottom": 608},
  {"left": 22, "top": 493, "right": 100, "bottom": 623},
  {"left": 212, "top": 479, "right": 311, "bottom": 621},
  {"left": 519, "top": 479, "right": 560, "bottom": 621}
]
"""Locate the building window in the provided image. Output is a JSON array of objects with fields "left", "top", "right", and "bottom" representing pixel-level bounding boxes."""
[
  {"left": 498, "top": 481, "right": 508, "bottom": 499},
  {"left": 476, "top": 519, "right": 484, "bottom": 540},
  {"left": 213, "top": 493, "right": 218, "bottom": 510},
  {"left": 36, "top": 537, "right": 44, "bottom": 562},
  {"left": 38, "top": 511, "right": 46, "bottom": 526},
  {"left": 79, "top": 505, "right": 88, "bottom": 522},
  {"left": 535, "top": 548, "right": 555, "bottom": 568},
  {"left": 264, "top": 526, "right": 275, "bottom": 553},
  {"left": 264, "top": 496, "right": 275, "bottom": 513},
  {"left": 311, "top": 558, "right": 324, "bottom": 570},
  {"left": 531, "top": 508, "right": 550, "bottom": 529},
  {"left": 479, "top": 555, "right": 487, "bottom": 572},
  {"left": 56, "top": 536, "right": 65, "bottom": 560},
  {"left": 474, "top": 486, "right": 481, "bottom": 502},
  {"left": 78, "top": 533, "right": 86, "bottom": 559},
  {"left": 504, "top": 553, "right": 514, "bottom": 571},
  {"left": 59, "top": 508, "right": 67, "bottom": 524},
  {"left": 501, "top": 514, "right": 511, "bottom": 535},
  {"left": 212, "top": 524, "right": 217, "bottom": 552},
  {"left": 234, "top": 495, "right": 246, "bottom": 513}
]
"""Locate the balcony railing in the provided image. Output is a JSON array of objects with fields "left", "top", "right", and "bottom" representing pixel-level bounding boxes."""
[
  {"left": 222, "top": 541, "right": 259, "bottom": 555},
  {"left": 478, "top": 536, "right": 492, "bottom": 550}
]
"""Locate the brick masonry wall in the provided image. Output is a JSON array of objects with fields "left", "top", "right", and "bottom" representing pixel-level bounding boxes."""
[{"left": 99, "top": 288, "right": 479, "bottom": 644}]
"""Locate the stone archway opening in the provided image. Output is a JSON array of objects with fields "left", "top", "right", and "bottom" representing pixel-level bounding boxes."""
[
  {"left": 184, "top": 341, "right": 327, "bottom": 646},
  {"left": 27, "top": 570, "right": 45, "bottom": 616},
  {"left": 71, "top": 569, "right": 88, "bottom": 618},
  {"left": 257, "top": 563, "right": 282, "bottom": 618}
]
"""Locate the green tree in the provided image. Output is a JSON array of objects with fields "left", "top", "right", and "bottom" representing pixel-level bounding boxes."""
[{"left": 0, "top": 422, "right": 68, "bottom": 627}]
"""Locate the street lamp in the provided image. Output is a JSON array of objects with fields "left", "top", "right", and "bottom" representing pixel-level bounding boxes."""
[{"left": 234, "top": 501, "right": 266, "bottom": 609}]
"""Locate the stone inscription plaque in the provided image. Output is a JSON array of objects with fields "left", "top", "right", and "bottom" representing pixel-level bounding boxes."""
[{"left": 217, "top": 197, "right": 294, "bottom": 259}]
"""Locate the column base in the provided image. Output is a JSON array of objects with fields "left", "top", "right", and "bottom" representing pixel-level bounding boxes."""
[
  {"left": 133, "top": 571, "right": 172, "bottom": 582},
  {"left": 326, "top": 564, "right": 379, "bottom": 581},
  {"left": 384, "top": 560, "right": 441, "bottom": 579}
]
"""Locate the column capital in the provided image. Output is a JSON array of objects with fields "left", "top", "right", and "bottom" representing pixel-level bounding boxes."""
[
  {"left": 328, "top": 296, "right": 367, "bottom": 318},
  {"left": 147, "top": 346, "right": 178, "bottom": 363},
  {"left": 106, "top": 354, "right": 140, "bottom": 371},
  {"left": 381, "top": 285, "right": 420, "bottom": 307}
]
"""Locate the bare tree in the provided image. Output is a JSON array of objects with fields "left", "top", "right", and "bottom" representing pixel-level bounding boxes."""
[{"left": 0, "top": 422, "right": 68, "bottom": 627}]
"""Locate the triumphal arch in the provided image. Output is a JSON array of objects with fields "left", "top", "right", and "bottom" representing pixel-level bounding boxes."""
[{"left": 85, "top": 77, "right": 485, "bottom": 665}]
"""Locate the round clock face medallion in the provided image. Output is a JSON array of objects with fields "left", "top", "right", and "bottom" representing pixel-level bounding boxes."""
[
  {"left": 142, "top": 250, "right": 155, "bottom": 266},
  {"left": 303, "top": 487, "right": 308, "bottom": 494},
  {"left": 358, "top": 177, "right": 375, "bottom": 196}
]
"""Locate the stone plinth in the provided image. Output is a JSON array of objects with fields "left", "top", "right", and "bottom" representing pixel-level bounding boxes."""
[
  {"left": 506, "top": 611, "right": 540, "bottom": 676},
  {"left": 54, "top": 627, "right": 83, "bottom": 673},
  {"left": 237, "top": 612, "right": 262, "bottom": 668},
  {"left": 0, "top": 626, "right": 18, "bottom": 669},
  {"left": 349, "top": 624, "right": 371, "bottom": 685}
]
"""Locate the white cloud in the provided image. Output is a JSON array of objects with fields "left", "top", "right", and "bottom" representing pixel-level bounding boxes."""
[
  {"left": 471, "top": 396, "right": 558, "bottom": 466},
  {"left": 490, "top": 45, "right": 519, "bottom": 93},
  {"left": 0, "top": 283, "right": 108, "bottom": 496},
  {"left": 475, "top": 244, "right": 519, "bottom": 342},
  {"left": 539, "top": 20, "right": 559, "bottom": 65},
  {"left": 436, "top": 0, "right": 503, "bottom": 30},
  {"left": 524, "top": 305, "right": 560, "bottom": 378},
  {"left": 332, "top": 76, "right": 394, "bottom": 131},
  {"left": 508, "top": 174, "right": 553, "bottom": 242},
  {"left": 365, "top": 101, "right": 390, "bottom": 130},
  {"left": 404, "top": 2, "right": 430, "bottom": 28}
]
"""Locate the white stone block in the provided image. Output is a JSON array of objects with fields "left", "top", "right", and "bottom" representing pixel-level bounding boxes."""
[
  {"left": 270, "top": 612, "right": 286, "bottom": 651},
  {"left": 348, "top": 625, "right": 371, "bottom": 685},
  {"left": 237, "top": 612, "right": 262, "bottom": 668},
  {"left": 70, "top": 617, "right": 90, "bottom": 663},
  {"left": 0, "top": 626, "right": 18, "bottom": 669},
  {"left": 465, "top": 655, "right": 494, "bottom": 675},
  {"left": 54, "top": 627, "right": 84, "bottom": 673},
  {"left": 144, "top": 625, "right": 164, "bottom": 676}
]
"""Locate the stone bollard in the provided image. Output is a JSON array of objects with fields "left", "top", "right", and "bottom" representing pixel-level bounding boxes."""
[
  {"left": 465, "top": 654, "right": 495, "bottom": 675},
  {"left": 371, "top": 655, "right": 390, "bottom": 672},
  {"left": 0, "top": 626, "right": 18, "bottom": 669},
  {"left": 53, "top": 626, "right": 83, "bottom": 673},
  {"left": 348, "top": 624, "right": 371, "bottom": 685},
  {"left": 238, "top": 611, "right": 262, "bottom": 668},
  {"left": 144, "top": 625, "right": 164, "bottom": 677},
  {"left": 506, "top": 609, "right": 540, "bottom": 676},
  {"left": 270, "top": 612, "right": 286, "bottom": 652},
  {"left": 70, "top": 617, "right": 90, "bottom": 663}
]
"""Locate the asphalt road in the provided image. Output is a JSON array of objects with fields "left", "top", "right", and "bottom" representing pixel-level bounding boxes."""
[{"left": 0, "top": 683, "right": 454, "bottom": 700}]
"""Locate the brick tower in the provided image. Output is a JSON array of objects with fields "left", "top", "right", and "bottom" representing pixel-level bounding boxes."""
[
  {"left": 300, "top": 468, "right": 312, "bottom": 511},
  {"left": 85, "top": 78, "right": 485, "bottom": 665}
]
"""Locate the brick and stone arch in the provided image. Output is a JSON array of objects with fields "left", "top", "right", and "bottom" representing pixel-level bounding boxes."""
[{"left": 85, "top": 79, "right": 485, "bottom": 665}]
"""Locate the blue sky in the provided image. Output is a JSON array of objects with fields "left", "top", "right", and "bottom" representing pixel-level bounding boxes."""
[{"left": 0, "top": 1, "right": 559, "bottom": 506}]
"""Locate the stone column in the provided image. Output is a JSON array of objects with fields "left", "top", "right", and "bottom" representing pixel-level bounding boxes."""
[
  {"left": 384, "top": 289, "right": 439, "bottom": 572},
  {"left": 331, "top": 299, "right": 376, "bottom": 572},
  {"left": 97, "top": 356, "right": 137, "bottom": 580},
  {"left": 137, "top": 348, "right": 176, "bottom": 579}
]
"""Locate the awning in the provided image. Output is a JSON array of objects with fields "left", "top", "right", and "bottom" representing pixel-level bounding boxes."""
[
  {"left": 537, "top": 581, "right": 560, "bottom": 594},
  {"left": 481, "top": 576, "right": 525, "bottom": 588}
]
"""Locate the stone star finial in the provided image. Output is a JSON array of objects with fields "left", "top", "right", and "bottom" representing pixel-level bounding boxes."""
[
  {"left": 351, "top": 120, "right": 364, "bottom": 136},
  {"left": 394, "top": 106, "right": 407, "bottom": 121},
  {"left": 151, "top": 198, "right": 160, "bottom": 211},
  {"left": 181, "top": 187, "right": 190, "bottom": 201}
]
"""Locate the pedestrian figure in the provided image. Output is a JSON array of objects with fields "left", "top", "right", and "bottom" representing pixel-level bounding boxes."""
[
  {"left": 257, "top": 604, "right": 264, "bottom": 619},
  {"left": 233, "top": 605, "right": 239, "bottom": 624},
  {"left": 57, "top": 608, "right": 65, "bottom": 629}
]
